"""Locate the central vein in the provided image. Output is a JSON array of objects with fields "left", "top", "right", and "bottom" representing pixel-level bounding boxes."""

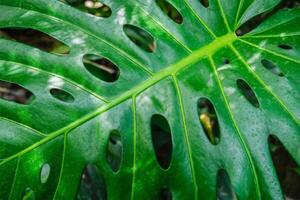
[{"left": 0, "top": 32, "right": 238, "bottom": 165}]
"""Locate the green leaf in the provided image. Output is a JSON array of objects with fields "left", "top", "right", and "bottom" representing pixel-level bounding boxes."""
[
  {"left": 0, "top": 0, "right": 299, "bottom": 199},
  {"left": 296, "top": 168, "right": 300, "bottom": 176}
]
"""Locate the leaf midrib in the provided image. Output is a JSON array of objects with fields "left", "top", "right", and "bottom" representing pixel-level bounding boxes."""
[{"left": 0, "top": 32, "right": 237, "bottom": 166}]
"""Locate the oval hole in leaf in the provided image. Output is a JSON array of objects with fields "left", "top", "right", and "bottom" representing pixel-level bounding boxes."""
[
  {"left": 22, "top": 188, "right": 35, "bottom": 200},
  {"left": 151, "top": 114, "right": 173, "bottom": 169},
  {"left": 123, "top": 24, "right": 156, "bottom": 53},
  {"left": 217, "top": 169, "right": 237, "bottom": 200},
  {"left": 50, "top": 88, "right": 74, "bottom": 103},
  {"left": 200, "top": 0, "right": 209, "bottom": 8},
  {"left": 278, "top": 44, "right": 293, "bottom": 50},
  {"left": 261, "top": 59, "right": 284, "bottom": 77},
  {"left": 236, "top": 79, "right": 260, "bottom": 108},
  {"left": 155, "top": 0, "right": 183, "bottom": 24},
  {"left": 268, "top": 135, "right": 300, "bottom": 199},
  {"left": 83, "top": 54, "right": 120, "bottom": 82},
  {"left": 0, "top": 28, "right": 70, "bottom": 55},
  {"left": 197, "top": 98, "right": 220, "bottom": 145},
  {"left": 224, "top": 58, "right": 230, "bottom": 65},
  {"left": 0, "top": 80, "right": 34, "bottom": 105},
  {"left": 40, "top": 163, "right": 51, "bottom": 184},
  {"left": 60, "top": 0, "right": 112, "bottom": 18},
  {"left": 160, "top": 188, "right": 172, "bottom": 200},
  {"left": 76, "top": 164, "right": 107, "bottom": 200},
  {"left": 106, "top": 130, "right": 122, "bottom": 172}
]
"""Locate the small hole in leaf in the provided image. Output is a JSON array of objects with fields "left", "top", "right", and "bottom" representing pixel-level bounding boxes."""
[
  {"left": 278, "top": 44, "right": 293, "bottom": 50},
  {"left": 197, "top": 98, "right": 220, "bottom": 145},
  {"left": 0, "top": 28, "right": 70, "bottom": 55},
  {"left": 106, "top": 130, "right": 122, "bottom": 172},
  {"left": 50, "top": 88, "right": 75, "bottom": 103},
  {"left": 76, "top": 164, "right": 107, "bottom": 200},
  {"left": 155, "top": 0, "right": 183, "bottom": 24},
  {"left": 160, "top": 188, "right": 172, "bottom": 200},
  {"left": 123, "top": 24, "right": 156, "bottom": 53},
  {"left": 60, "top": 0, "right": 112, "bottom": 18},
  {"left": 268, "top": 135, "right": 300, "bottom": 199},
  {"left": 200, "top": 0, "right": 209, "bottom": 8},
  {"left": 40, "top": 163, "right": 51, "bottom": 184},
  {"left": 261, "top": 59, "right": 284, "bottom": 77},
  {"left": 151, "top": 114, "right": 173, "bottom": 170},
  {"left": 217, "top": 169, "right": 237, "bottom": 200},
  {"left": 236, "top": 79, "right": 260, "bottom": 108},
  {"left": 83, "top": 54, "right": 120, "bottom": 82},
  {"left": 0, "top": 80, "right": 34, "bottom": 105},
  {"left": 224, "top": 58, "right": 230, "bottom": 65},
  {"left": 22, "top": 187, "right": 35, "bottom": 200}
]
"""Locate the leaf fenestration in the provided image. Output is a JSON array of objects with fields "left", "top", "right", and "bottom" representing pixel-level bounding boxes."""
[
  {"left": 123, "top": 24, "right": 156, "bottom": 53},
  {"left": 261, "top": 59, "right": 284, "bottom": 77},
  {"left": 151, "top": 114, "right": 173, "bottom": 170},
  {"left": 160, "top": 188, "right": 172, "bottom": 200},
  {"left": 50, "top": 88, "right": 75, "bottom": 103},
  {"left": 197, "top": 97, "right": 220, "bottom": 145},
  {"left": 216, "top": 169, "right": 236, "bottom": 200},
  {"left": 0, "top": 80, "right": 34, "bottom": 104},
  {"left": 268, "top": 135, "right": 300, "bottom": 199},
  {"left": 76, "top": 164, "right": 107, "bottom": 200},
  {"left": 236, "top": 79, "right": 260, "bottom": 108},
  {"left": 199, "top": 0, "right": 209, "bottom": 8},
  {"left": 0, "top": 0, "right": 299, "bottom": 199},
  {"left": 106, "top": 130, "right": 122, "bottom": 172},
  {"left": 83, "top": 54, "right": 120, "bottom": 82},
  {"left": 155, "top": 0, "right": 183, "bottom": 24},
  {"left": 0, "top": 28, "right": 70, "bottom": 55},
  {"left": 60, "top": 0, "right": 112, "bottom": 18},
  {"left": 40, "top": 163, "right": 51, "bottom": 184}
]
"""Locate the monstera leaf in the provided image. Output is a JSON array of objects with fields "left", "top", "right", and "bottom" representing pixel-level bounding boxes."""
[{"left": 0, "top": 0, "right": 300, "bottom": 199}]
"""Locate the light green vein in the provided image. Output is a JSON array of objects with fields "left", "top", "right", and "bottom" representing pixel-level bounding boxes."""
[
  {"left": 2, "top": 5, "right": 154, "bottom": 76},
  {"left": 216, "top": 0, "right": 231, "bottom": 32},
  {"left": 238, "top": 39, "right": 300, "bottom": 64},
  {"left": 0, "top": 58, "right": 108, "bottom": 103},
  {"left": 0, "top": 116, "right": 46, "bottom": 137},
  {"left": 234, "top": 0, "right": 244, "bottom": 28},
  {"left": 140, "top": 7, "right": 192, "bottom": 53},
  {"left": 0, "top": 32, "right": 237, "bottom": 167},
  {"left": 230, "top": 44, "right": 300, "bottom": 125},
  {"left": 182, "top": 0, "right": 217, "bottom": 38},
  {"left": 244, "top": 16, "right": 300, "bottom": 37},
  {"left": 244, "top": 33, "right": 300, "bottom": 38},
  {"left": 236, "top": 0, "right": 256, "bottom": 28},
  {"left": 208, "top": 56, "right": 261, "bottom": 199},
  {"left": 172, "top": 75, "right": 198, "bottom": 199},
  {"left": 53, "top": 132, "right": 67, "bottom": 199},
  {"left": 130, "top": 96, "right": 137, "bottom": 200},
  {"left": 8, "top": 156, "right": 20, "bottom": 200}
]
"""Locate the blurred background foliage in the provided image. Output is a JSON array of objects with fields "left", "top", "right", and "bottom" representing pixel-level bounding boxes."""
[{"left": 59, "top": 0, "right": 112, "bottom": 17}]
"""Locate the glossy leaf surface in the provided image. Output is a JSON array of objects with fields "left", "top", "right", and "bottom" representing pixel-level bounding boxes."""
[{"left": 0, "top": 0, "right": 299, "bottom": 199}]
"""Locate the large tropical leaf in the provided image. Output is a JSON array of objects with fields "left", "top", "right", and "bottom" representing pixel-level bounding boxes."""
[{"left": 0, "top": 0, "right": 299, "bottom": 199}]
